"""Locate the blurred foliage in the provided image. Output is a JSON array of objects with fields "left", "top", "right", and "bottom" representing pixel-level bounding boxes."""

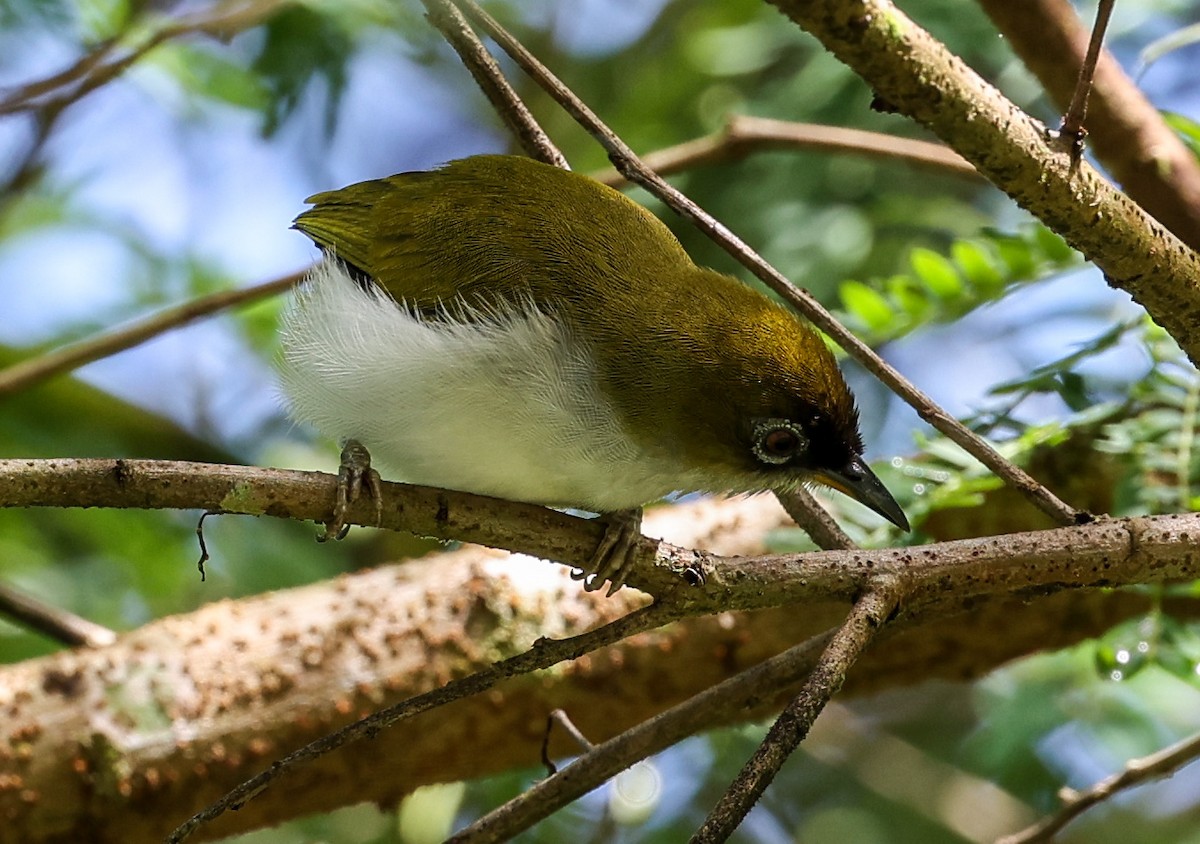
[
  {"left": 1, "top": 0, "right": 1200, "bottom": 843},
  {"left": 851, "top": 317, "right": 1199, "bottom": 540},
  {"left": 251, "top": 6, "right": 354, "bottom": 136},
  {"left": 837, "top": 225, "right": 1080, "bottom": 344},
  {"left": 1165, "top": 110, "right": 1200, "bottom": 158}
]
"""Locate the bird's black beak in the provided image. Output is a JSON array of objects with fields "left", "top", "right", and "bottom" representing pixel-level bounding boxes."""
[{"left": 815, "top": 456, "right": 909, "bottom": 531}]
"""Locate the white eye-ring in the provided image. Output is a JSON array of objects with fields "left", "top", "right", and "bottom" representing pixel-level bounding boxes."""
[{"left": 752, "top": 418, "right": 809, "bottom": 465}]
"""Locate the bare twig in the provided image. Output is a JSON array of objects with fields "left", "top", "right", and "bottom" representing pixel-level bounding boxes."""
[
  {"left": 541, "top": 709, "right": 595, "bottom": 775},
  {"left": 420, "top": 0, "right": 566, "bottom": 168},
  {"left": 0, "top": 1, "right": 291, "bottom": 198},
  {"left": 450, "top": 628, "right": 836, "bottom": 843},
  {"left": 0, "top": 582, "right": 116, "bottom": 648},
  {"left": 0, "top": 271, "right": 302, "bottom": 397},
  {"left": 0, "top": 0, "right": 290, "bottom": 116},
  {"left": 997, "top": 729, "right": 1200, "bottom": 844},
  {"left": 455, "top": 0, "right": 1081, "bottom": 528},
  {"left": 691, "top": 582, "right": 901, "bottom": 843},
  {"left": 166, "top": 601, "right": 679, "bottom": 843},
  {"left": 773, "top": 489, "right": 854, "bottom": 550},
  {"left": 0, "top": 521, "right": 1185, "bottom": 840},
  {"left": 7, "top": 458, "right": 1200, "bottom": 840},
  {"left": 590, "top": 115, "right": 980, "bottom": 187},
  {"left": 0, "top": 38, "right": 118, "bottom": 111},
  {"left": 1058, "top": 0, "right": 1116, "bottom": 170}
]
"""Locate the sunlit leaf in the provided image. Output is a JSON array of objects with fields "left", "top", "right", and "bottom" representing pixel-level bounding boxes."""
[
  {"left": 909, "top": 246, "right": 962, "bottom": 298},
  {"left": 951, "top": 239, "right": 1003, "bottom": 293},
  {"left": 839, "top": 279, "right": 894, "bottom": 332}
]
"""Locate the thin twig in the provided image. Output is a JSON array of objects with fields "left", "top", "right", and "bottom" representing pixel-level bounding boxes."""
[
  {"left": 691, "top": 582, "right": 901, "bottom": 843},
  {"left": 194, "top": 511, "right": 215, "bottom": 581},
  {"left": 0, "top": 271, "right": 302, "bottom": 397},
  {"left": 590, "top": 115, "right": 980, "bottom": 187},
  {"left": 0, "top": 0, "right": 290, "bottom": 115},
  {"left": 0, "top": 38, "right": 118, "bottom": 110},
  {"left": 448, "top": 629, "right": 836, "bottom": 844},
  {"left": 455, "top": 0, "right": 1082, "bottom": 529},
  {"left": 541, "top": 709, "right": 595, "bottom": 775},
  {"left": 420, "top": 0, "right": 567, "bottom": 168},
  {"left": 1057, "top": 0, "right": 1116, "bottom": 170},
  {"left": 997, "top": 729, "right": 1200, "bottom": 844},
  {"left": 0, "top": 1, "right": 290, "bottom": 198},
  {"left": 0, "top": 582, "right": 116, "bottom": 648},
  {"left": 773, "top": 489, "right": 854, "bottom": 550},
  {"left": 166, "top": 601, "right": 679, "bottom": 843}
]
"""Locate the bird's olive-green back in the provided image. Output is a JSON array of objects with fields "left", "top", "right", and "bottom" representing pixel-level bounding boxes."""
[
  {"left": 294, "top": 155, "right": 691, "bottom": 307},
  {"left": 293, "top": 155, "right": 862, "bottom": 481}
]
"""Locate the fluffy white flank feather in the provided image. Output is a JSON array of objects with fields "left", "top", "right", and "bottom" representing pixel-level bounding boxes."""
[{"left": 279, "top": 257, "right": 680, "bottom": 511}]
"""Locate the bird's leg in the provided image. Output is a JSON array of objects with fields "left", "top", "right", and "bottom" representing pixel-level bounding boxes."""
[
  {"left": 318, "top": 438, "right": 383, "bottom": 542},
  {"left": 570, "top": 507, "right": 644, "bottom": 595}
]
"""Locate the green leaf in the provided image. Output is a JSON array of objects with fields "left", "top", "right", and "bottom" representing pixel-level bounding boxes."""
[
  {"left": 1137, "top": 23, "right": 1200, "bottom": 77},
  {"left": 1058, "top": 371, "right": 1092, "bottom": 412},
  {"left": 989, "top": 321, "right": 1135, "bottom": 399},
  {"left": 1163, "top": 111, "right": 1200, "bottom": 160},
  {"left": 253, "top": 5, "right": 354, "bottom": 137},
  {"left": 1033, "top": 225, "right": 1076, "bottom": 264},
  {"left": 909, "top": 247, "right": 962, "bottom": 298},
  {"left": 992, "top": 231, "right": 1037, "bottom": 277},
  {"left": 951, "top": 240, "right": 1003, "bottom": 293},
  {"left": 839, "top": 279, "right": 894, "bottom": 332},
  {"left": 152, "top": 44, "right": 270, "bottom": 111},
  {"left": 884, "top": 274, "right": 933, "bottom": 323},
  {"left": 76, "top": 0, "right": 131, "bottom": 40}
]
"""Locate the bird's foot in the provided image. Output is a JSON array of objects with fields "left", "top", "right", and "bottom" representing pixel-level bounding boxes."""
[
  {"left": 570, "top": 507, "right": 644, "bottom": 596},
  {"left": 318, "top": 439, "right": 383, "bottom": 542}
]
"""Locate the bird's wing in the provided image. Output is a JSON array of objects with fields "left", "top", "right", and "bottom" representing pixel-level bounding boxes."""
[{"left": 291, "top": 156, "right": 689, "bottom": 312}]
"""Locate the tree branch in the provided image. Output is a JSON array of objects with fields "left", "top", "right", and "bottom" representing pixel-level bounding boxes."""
[
  {"left": 4, "top": 458, "right": 1200, "bottom": 614},
  {"left": 977, "top": 0, "right": 1200, "bottom": 252},
  {"left": 767, "top": 0, "right": 1200, "bottom": 368},
  {"left": 3, "top": 470, "right": 1194, "bottom": 841},
  {"left": 692, "top": 583, "right": 901, "bottom": 842},
  {"left": 0, "top": 272, "right": 302, "bottom": 397},
  {"left": 998, "top": 729, "right": 1200, "bottom": 844},
  {"left": 588, "top": 115, "right": 980, "bottom": 187},
  {"left": 167, "top": 600, "right": 677, "bottom": 844}
]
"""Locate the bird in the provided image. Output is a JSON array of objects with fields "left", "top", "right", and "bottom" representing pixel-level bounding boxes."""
[{"left": 279, "top": 154, "right": 907, "bottom": 593}]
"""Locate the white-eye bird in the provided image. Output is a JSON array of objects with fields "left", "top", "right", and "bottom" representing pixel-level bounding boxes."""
[{"left": 279, "top": 155, "right": 908, "bottom": 592}]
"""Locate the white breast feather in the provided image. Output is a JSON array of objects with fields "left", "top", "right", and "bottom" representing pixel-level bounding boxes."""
[{"left": 278, "top": 257, "right": 681, "bottom": 511}]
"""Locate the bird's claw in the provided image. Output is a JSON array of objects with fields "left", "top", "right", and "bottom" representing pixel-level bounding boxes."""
[
  {"left": 570, "top": 508, "right": 643, "bottom": 595},
  {"left": 318, "top": 439, "right": 383, "bottom": 542}
]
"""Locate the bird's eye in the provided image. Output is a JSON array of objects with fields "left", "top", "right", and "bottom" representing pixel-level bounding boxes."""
[{"left": 752, "top": 419, "right": 809, "bottom": 465}]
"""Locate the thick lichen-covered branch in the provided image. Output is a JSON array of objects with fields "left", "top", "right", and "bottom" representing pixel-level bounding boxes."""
[{"left": 768, "top": 0, "right": 1200, "bottom": 367}]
